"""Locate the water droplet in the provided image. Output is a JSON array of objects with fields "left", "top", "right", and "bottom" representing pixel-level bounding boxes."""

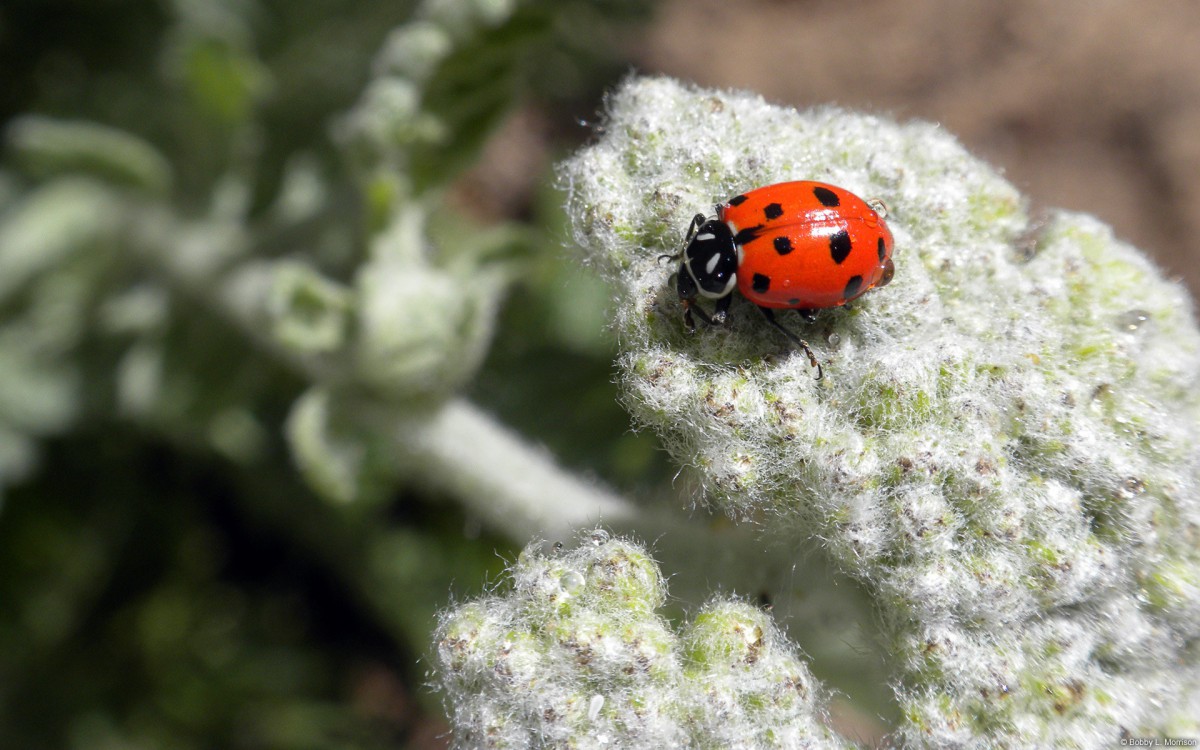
[
  {"left": 826, "top": 331, "right": 842, "bottom": 347},
  {"left": 1116, "top": 309, "right": 1151, "bottom": 332},
  {"left": 553, "top": 541, "right": 564, "bottom": 553},
  {"left": 589, "top": 529, "right": 610, "bottom": 546},
  {"left": 559, "top": 570, "right": 585, "bottom": 593}
]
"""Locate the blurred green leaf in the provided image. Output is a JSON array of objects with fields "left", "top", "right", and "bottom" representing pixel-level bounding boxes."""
[
  {"left": 408, "top": 10, "right": 540, "bottom": 192},
  {"left": 0, "top": 179, "right": 120, "bottom": 302},
  {"left": 7, "top": 117, "right": 173, "bottom": 195},
  {"left": 181, "top": 37, "right": 274, "bottom": 125}
]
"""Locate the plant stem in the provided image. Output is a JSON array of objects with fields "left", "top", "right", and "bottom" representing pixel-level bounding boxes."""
[{"left": 393, "top": 397, "right": 639, "bottom": 540}]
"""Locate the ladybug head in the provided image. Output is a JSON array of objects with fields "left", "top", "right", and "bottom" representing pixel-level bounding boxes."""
[{"left": 677, "top": 218, "right": 738, "bottom": 303}]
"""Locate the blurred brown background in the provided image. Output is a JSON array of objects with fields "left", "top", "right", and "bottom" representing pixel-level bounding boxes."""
[
  {"left": 647, "top": 0, "right": 1200, "bottom": 296},
  {"left": 478, "top": 0, "right": 1200, "bottom": 299}
]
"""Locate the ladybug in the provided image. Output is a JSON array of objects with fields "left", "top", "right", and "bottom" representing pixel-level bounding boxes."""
[{"left": 666, "top": 180, "right": 895, "bottom": 378}]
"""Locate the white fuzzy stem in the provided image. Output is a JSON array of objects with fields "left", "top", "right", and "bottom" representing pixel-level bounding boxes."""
[{"left": 396, "top": 397, "right": 639, "bottom": 540}]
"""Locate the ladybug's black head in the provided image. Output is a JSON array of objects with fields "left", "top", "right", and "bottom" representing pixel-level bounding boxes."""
[{"left": 677, "top": 219, "right": 738, "bottom": 303}]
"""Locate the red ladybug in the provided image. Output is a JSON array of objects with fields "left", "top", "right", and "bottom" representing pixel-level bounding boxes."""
[{"left": 667, "top": 180, "right": 895, "bottom": 378}]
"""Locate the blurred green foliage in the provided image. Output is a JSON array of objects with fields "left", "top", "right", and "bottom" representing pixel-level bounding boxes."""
[{"left": 0, "top": 0, "right": 660, "bottom": 746}]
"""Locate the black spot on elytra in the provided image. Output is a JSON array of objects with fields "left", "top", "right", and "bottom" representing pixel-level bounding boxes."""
[
  {"left": 734, "top": 225, "right": 764, "bottom": 245},
  {"left": 843, "top": 275, "right": 863, "bottom": 300},
  {"left": 773, "top": 236, "right": 793, "bottom": 255},
  {"left": 764, "top": 203, "right": 784, "bottom": 220},
  {"left": 727, "top": 194, "right": 748, "bottom": 206},
  {"left": 829, "top": 230, "right": 852, "bottom": 263},
  {"left": 788, "top": 297, "right": 800, "bottom": 306},
  {"left": 813, "top": 186, "right": 840, "bottom": 207},
  {"left": 752, "top": 273, "right": 771, "bottom": 293},
  {"left": 877, "top": 236, "right": 886, "bottom": 262}
]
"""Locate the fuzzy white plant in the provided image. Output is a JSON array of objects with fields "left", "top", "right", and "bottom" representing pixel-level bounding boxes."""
[
  {"left": 435, "top": 77, "right": 1200, "bottom": 747},
  {"left": 437, "top": 530, "right": 846, "bottom": 749}
]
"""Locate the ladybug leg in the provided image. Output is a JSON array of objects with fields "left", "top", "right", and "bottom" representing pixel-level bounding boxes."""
[
  {"left": 794, "top": 308, "right": 819, "bottom": 323},
  {"left": 712, "top": 294, "right": 732, "bottom": 325},
  {"left": 682, "top": 304, "right": 697, "bottom": 332},
  {"left": 685, "top": 299, "right": 715, "bottom": 328},
  {"left": 759, "top": 307, "right": 823, "bottom": 380}
]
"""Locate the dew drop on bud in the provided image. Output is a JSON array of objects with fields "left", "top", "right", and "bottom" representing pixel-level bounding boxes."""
[
  {"left": 589, "top": 529, "right": 610, "bottom": 546},
  {"left": 1116, "top": 309, "right": 1151, "bottom": 332},
  {"left": 559, "top": 570, "right": 585, "bottom": 593},
  {"left": 826, "top": 332, "right": 841, "bottom": 347}
]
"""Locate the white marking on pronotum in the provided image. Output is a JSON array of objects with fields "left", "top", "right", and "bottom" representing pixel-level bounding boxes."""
[
  {"left": 695, "top": 232, "right": 715, "bottom": 241},
  {"left": 705, "top": 254, "right": 720, "bottom": 274},
  {"left": 698, "top": 273, "right": 737, "bottom": 299},
  {"left": 588, "top": 694, "right": 605, "bottom": 721}
]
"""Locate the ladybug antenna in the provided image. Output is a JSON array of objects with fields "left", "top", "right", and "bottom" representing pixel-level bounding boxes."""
[
  {"left": 682, "top": 213, "right": 707, "bottom": 244},
  {"left": 662, "top": 212, "right": 712, "bottom": 265}
]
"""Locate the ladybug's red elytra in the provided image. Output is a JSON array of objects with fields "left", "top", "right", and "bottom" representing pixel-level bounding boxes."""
[{"left": 666, "top": 180, "right": 895, "bottom": 379}]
